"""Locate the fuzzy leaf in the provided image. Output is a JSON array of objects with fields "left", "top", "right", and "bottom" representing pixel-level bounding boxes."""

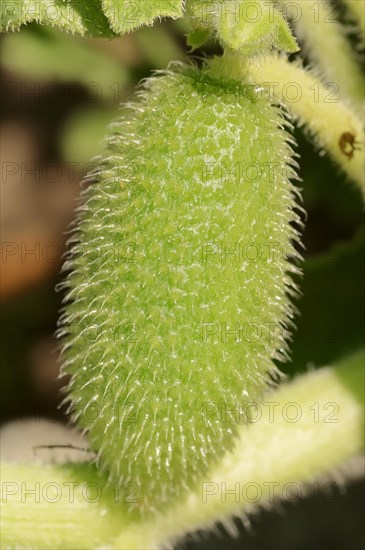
[
  {"left": 186, "top": 26, "right": 211, "bottom": 50},
  {"left": 188, "top": 0, "right": 298, "bottom": 54},
  {"left": 0, "top": 0, "right": 114, "bottom": 36},
  {"left": 0, "top": 0, "right": 184, "bottom": 36},
  {"left": 274, "top": 7, "right": 299, "bottom": 52},
  {"left": 101, "top": 0, "right": 184, "bottom": 34},
  {"left": 216, "top": 0, "right": 298, "bottom": 53},
  {"left": 288, "top": 229, "right": 365, "bottom": 373}
]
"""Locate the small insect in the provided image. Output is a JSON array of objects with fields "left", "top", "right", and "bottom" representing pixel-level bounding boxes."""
[{"left": 339, "top": 132, "right": 362, "bottom": 160}]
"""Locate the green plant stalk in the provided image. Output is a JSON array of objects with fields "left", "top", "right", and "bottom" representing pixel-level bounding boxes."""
[
  {"left": 1, "top": 351, "right": 363, "bottom": 549},
  {"left": 275, "top": 0, "right": 364, "bottom": 111},
  {"left": 0, "top": 463, "right": 128, "bottom": 550},
  {"left": 241, "top": 53, "right": 364, "bottom": 193}
]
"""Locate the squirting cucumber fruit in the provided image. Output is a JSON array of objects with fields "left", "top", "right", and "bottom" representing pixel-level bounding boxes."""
[{"left": 60, "top": 63, "right": 302, "bottom": 513}]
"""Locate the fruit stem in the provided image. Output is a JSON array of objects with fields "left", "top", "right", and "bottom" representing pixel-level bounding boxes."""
[{"left": 274, "top": 0, "right": 364, "bottom": 112}]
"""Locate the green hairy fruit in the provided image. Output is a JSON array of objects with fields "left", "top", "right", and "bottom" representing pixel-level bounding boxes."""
[{"left": 60, "top": 64, "right": 302, "bottom": 513}]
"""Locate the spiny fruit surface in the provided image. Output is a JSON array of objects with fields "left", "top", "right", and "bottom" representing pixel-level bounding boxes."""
[{"left": 60, "top": 64, "right": 301, "bottom": 513}]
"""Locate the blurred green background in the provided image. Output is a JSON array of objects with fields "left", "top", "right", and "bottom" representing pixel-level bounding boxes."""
[{"left": 0, "top": 16, "right": 364, "bottom": 550}]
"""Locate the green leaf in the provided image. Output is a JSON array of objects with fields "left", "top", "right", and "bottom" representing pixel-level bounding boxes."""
[
  {"left": 187, "top": 0, "right": 298, "bottom": 54},
  {"left": 0, "top": 0, "right": 184, "bottom": 36},
  {"left": 274, "top": 7, "right": 299, "bottom": 52},
  {"left": 186, "top": 26, "right": 211, "bottom": 51},
  {"left": 0, "top": 0, "right": 115, "bottom": 36},
  {"left": 287, "top": 229, "right": 365, "bottom": 374},
  {"left": 216, "top": 0, "right": 298, "bottom": 54},
  {"left": 101, "top": 0, "right": 184, "bottom": 33}
]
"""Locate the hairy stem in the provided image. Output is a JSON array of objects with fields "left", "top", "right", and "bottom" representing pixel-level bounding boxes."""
[
  {"left": 275, "top": 0, "right": 364, "bottom": 111},
  {"left": 243, "top": 53, "right": 364, "bottom": 194},
  {"left": 1, "top": 352, "right": 364, "bottom": 549},
  {"left": 0, "top": 462, "right": 133, "bottom": 550}
]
